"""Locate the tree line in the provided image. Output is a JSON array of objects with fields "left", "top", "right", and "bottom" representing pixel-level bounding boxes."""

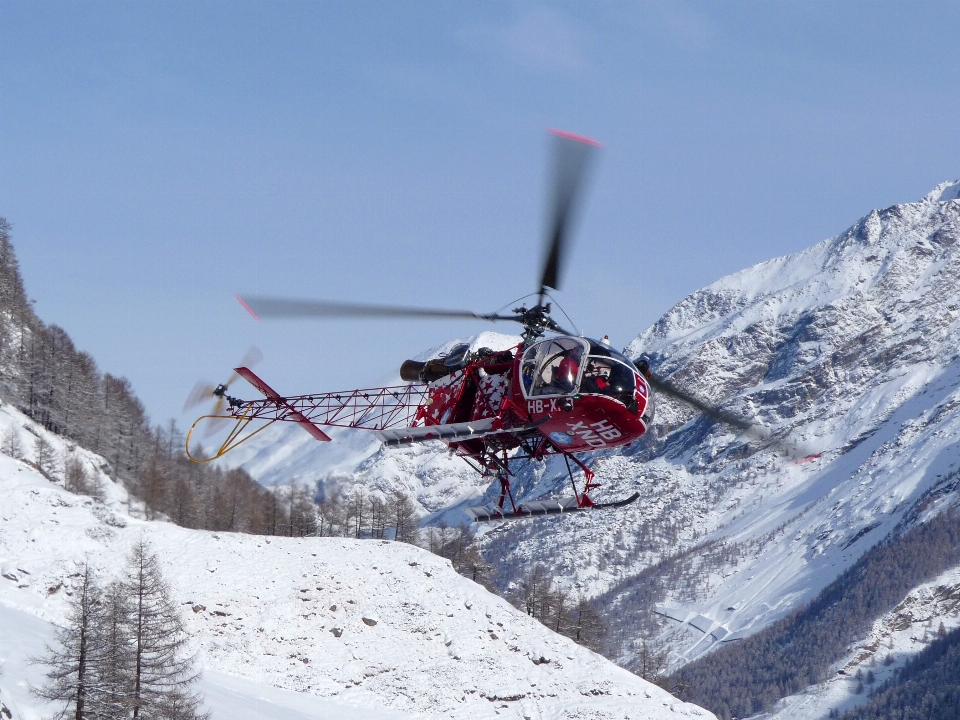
[
  {"left": 0, "top": 219, "right": 151, "bottom": 481},
  {"left": 669, "top": 507, "right": 960, "bottom": 719},
  {"left": 35, "top": 541, "right": 206, "bottom": 720},
  {"left": 837, "top": 624, "right": 960, "bottom": 720},
  {"left": 0, "top": 219, "right": 427, "bottom": 542},
  {"left": 506, "top": 561, "right": 607, "bottom": 652}
]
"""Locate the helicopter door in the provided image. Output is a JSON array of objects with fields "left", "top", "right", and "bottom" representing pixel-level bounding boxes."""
[{"left": 521, "top": 337, "right": 588, "bottom": 397}]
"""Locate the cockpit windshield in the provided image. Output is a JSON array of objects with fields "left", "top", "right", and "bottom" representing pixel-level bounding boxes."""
[
  {"left": 521, "top": 337, "right": 638, "bottom": 406},
  {"left": 586, "top": 340, "right": 634, "bottom": 366},
  {"left": 521, "top": 337, "right": 587, "bottom": 397}
]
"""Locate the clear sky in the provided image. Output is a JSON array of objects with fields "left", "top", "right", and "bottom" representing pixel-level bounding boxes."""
[{"left": 2, "top": 0, "right": 959, "bottom": 429}]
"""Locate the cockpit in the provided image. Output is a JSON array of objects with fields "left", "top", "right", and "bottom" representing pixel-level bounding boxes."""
[
  {"left": 521, "top": 337, "right": 586, "bottom": 397},
  {"left": 521, "top": 337, "right": 638, "bottom": 407}
]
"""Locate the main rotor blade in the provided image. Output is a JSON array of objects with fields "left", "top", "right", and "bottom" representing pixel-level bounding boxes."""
[
  {"left": 643, "top": 367, "right": 814, "bottom": 459},
  {"left": 237, "top": 295, "right": 518, "bottom": 323},
  {"left": 646, "top": 373, "right": 761, "bottom": 437},
  {"left": 539, "top": 129, "right": 601, "bottom": 300}
]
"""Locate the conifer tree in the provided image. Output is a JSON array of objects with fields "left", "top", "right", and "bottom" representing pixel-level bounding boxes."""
[
  {"left": 33, "top": 434, "right": 55, "bottom": 475},
  {"left": 121, "top": 540, "right": 207, "bottom": 720},
  {"left": 97, "top": 580, "right": 136, "bottom": 718},
  {"left": 1, "top": 425, "right": 23, "bottom": 459},
  {"left": 391, "top": 490, "right": 420, "bottom": 543},
  {"left": 33, "top": 562, "right": 104, "bottom": 720}
]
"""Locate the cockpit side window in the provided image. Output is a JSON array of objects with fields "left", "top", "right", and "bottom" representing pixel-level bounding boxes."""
[
  {"left": 521, "top": 338, "right": 587, "bottom": 397},
  {"left": 580, "top": 356, "right": 637, "bottom": 404}
]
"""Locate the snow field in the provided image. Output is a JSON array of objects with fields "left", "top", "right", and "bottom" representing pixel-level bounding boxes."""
[{"left": 0, "top": 404, "right": 712, "bottom": 719}]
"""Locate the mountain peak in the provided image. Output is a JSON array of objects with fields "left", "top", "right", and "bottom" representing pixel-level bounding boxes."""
[
  {"left": 923, "top": 178, "right": 960, "bottom": 203},
  {"left": 630, "top": 179, "right": 960, "bottom": 357}
]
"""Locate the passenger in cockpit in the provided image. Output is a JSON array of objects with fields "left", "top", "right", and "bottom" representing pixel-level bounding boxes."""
[{"left": 580, "top": 360, "right": 612, "bottom": 394}]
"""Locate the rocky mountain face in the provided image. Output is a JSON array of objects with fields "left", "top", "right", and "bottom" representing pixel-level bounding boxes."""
[{"left": 228, "top": 181, "right": 960, "bottom": 685}]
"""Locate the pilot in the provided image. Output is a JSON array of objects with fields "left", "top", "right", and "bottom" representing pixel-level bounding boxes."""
[
  {"left": 552, "top": 350, "right": 580, "bottom": 393},
  {"left": 580, "top": 360, "right": 612, "bottom": 394}
]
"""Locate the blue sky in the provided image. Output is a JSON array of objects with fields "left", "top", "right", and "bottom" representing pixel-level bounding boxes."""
[{"left": 2, "top": 0, "right": 958, "bottom": 428}]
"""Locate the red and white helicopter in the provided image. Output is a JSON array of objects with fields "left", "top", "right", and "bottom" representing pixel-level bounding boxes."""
[{"left": 186, "top": 130, "right": 774, "bottom": 521}]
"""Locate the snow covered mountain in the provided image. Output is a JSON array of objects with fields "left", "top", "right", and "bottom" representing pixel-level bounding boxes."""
[
  {"left": 219, "top": 179, "right": 960, "bottom": 687},
  {"left": 0, "top": 404, "right": 709, "bottom": 720},
  {"left": 487, "top": 179, "right": 960, "bottom": 665}
]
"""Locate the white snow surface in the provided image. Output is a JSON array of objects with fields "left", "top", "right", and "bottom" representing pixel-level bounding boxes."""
[{"left": 0, "top": 405, "right": 712, "bottom": 720}]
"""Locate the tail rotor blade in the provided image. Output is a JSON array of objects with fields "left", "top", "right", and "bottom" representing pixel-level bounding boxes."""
[
  {"left": 225, "top": 346, "right": 264, "bottom": 388},
  {"left": 202, "top": 398, "right": 230, "bottom": 438},
  {"left": 539, "top": 129, "right": 602, "bottom": 300},
  {"left": 185, "top": 347, "right": 263, "bottom": 417},
  {"left": 239, "top": 345, "right": 264, "bottom": 369},
  {"left": 183, "top": 380, "right": 216, "bottom": 412}
]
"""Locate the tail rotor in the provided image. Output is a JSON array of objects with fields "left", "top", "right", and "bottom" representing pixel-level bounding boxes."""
[{"left": 183, "top": 346, "right": 263, "bottom": 437}]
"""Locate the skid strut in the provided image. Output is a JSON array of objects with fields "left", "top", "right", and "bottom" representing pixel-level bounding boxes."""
[{"left": 469, "top": 447, "right": 610, "bottom": 522}]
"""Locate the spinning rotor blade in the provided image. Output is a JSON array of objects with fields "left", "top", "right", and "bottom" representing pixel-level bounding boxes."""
[
  {"left": 183, "top": 380, "right": 217, "bottom": 412},
  {"left": 202, "top": 398, "right": 231, "bottom": 438},
  {"left": 646, "top": 373, "right": 762, "bottom": 438},
  {"left": 238, "top": 345, "right": 264, "bottom": 369},
  {"left": 237, "top": 296, "right": 517, "bottom": 323},
  {"left": 640, "top": 363, "right": 815, "bottom": 459},
  {"left": 221, "top": 346, "right": 265, "bottom": 388},
  {"left": 183, "top": 346, "right": 263, "bottom": 413},
  {"left": 539, "top": 129, "right": 602, "bottom": 301}
]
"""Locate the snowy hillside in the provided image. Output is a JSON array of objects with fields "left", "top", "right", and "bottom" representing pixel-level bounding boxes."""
[
  {"left": 0, "top": 404, "right": 712, "bottom": 720},
  {"left": 209, "top": 179, "right": 960, "bottom": 684},
  {"left": 766, "top": 564, "right": 960, "bottom": 719}
]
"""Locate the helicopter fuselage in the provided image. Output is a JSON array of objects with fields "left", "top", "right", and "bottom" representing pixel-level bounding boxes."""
[{"left": 414, "top": 337, "right": 650, "bottom": 458}]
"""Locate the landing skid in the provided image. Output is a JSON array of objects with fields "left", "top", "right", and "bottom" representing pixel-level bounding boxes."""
[{"left": 465, "top": 491, "right": 640, "bottom": 523}]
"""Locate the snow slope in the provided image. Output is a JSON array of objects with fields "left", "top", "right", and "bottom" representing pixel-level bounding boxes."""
[{"left": 0, "top": 404, "right": 712, "bottom": 720}]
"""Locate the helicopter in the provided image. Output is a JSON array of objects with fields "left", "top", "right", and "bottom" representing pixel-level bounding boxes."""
[{"left": 186, "top": 130, "right": 783, "bottom": 521}]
